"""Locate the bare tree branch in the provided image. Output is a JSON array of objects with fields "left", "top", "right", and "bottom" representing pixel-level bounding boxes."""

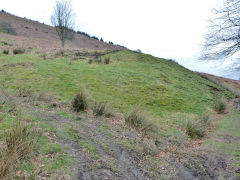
[
  {"left": 202, "top": 0, "right": 240, "bottom": 60},
  {"left": 51, "top": 0, "right": 74, "bottom": 47}
]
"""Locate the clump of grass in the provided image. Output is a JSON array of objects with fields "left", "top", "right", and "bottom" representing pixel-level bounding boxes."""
[
  {"left": 125, "top": 108, "right": 145, "bottom": 128},
  {"left": 186, "top": 120, "right": 206, "bottom": 139},
  {"left": 214, "top": 98, "right": 227, "bottom": 114},
  {"left": 104, "top": 57, "right": 110, "bottom": 64},
  {"left": 125, "top": 108, "right": 155, "bottom": 136},
  {"left": 0, "top": 121, "right": 33, "bottom": 179},
  {"left": 88, "top": 59, "right": 93, "bottom": 64},
  {"left": 3, "top": 49, "right": 9, "bottom": 55},
  {"left": 39, "top": 54, "right": 47, "bottom": 60},
  {"left": 72, "top": 90, "right": 89, "bottom": 112},
  {"left": 93, "top": 101, "right": 113, "bottom": 117},
  {"left": 186, "top": 114, "right": 210, "bottom": 139},
  {"left": 13, "top": 48, "right": 25, "bottom": 55}
]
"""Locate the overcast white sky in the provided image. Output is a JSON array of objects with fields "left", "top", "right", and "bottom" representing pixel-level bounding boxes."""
[{"left": 3, "top": 0, "right": 236, "bottom": 78}]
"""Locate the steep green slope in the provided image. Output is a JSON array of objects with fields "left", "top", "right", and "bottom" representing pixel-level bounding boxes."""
[
  {"left": 0, "top": 50, "right": 233, "bottom": 117},
  {"left": 0, "top": 49, "right": 237, "bottom": 179}
]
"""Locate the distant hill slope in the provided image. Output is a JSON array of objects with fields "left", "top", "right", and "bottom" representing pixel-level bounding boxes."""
[{"left": 0, "top": 11, "right": 122, "bottom": 50}]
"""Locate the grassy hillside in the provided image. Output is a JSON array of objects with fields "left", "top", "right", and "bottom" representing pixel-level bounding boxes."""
[
  {"left": 0, "top": 50, "right": 233, "bottom": 116},
  {"left": 0, "top": 48, "right": 239, "bottom": 179}
]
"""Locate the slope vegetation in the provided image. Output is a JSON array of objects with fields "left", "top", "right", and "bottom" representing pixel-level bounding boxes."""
[{"left": 0, "top": 12, "right": 239, "bottom": 179}]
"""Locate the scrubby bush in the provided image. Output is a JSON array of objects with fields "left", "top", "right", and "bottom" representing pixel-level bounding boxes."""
[
  {"left": 104, "top": 57, "right": 110, "bottom": 64},
  {"left": 13, "top": 48, "right": 25, "bottom": 55},
  {"left": 72, "top": 90, "right": 89, "bottom": 112},
  {"left": 3, "top": 49, "right": 9, "bottom": 54},
  {"left": 214, "top": 98, "right": 227, "bottom": 114},
  {"left": 93, "top": 101, "right": 113, "bottom": 117}
]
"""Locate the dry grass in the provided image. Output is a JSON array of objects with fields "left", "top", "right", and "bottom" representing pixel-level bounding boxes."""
[
  {"left": 214, "top": 98, "right": 227, "bottom": 114},
  {"left": 125, "top": 108, "right": 155, "bottom": 136},
  {"left": 0, "top": 121, "right": 33, "bottom": 179},
  {"left": 93, "top": 101, "right": 114, "bottom": 117},
  {"left": 186, "top": 114, "right": 210, "bottom": 139},
  {"left": 186, "top": 120, "right": 206, "bottom": 139}
]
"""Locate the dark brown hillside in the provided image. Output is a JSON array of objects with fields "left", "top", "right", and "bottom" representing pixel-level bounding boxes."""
[
  {"left": 0, "top": 11, "right": 123, "bottom": 51},
  {"left": 199, "top": 72, "right": 240, "bottom": 89}
]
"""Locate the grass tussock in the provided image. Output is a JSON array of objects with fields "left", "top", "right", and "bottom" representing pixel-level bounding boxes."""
[
  {"left": 186, "top": 114, "right": 210, "bottom": 139},
  {"left": 88, "top": 59, "right": 93, "bottom": 64},
  {"left": 13, "top": 48, "right": 25, "bottom": 55},
  {"left": 3, "top": 49, "right": 9, "bottom": 55},
  {"left": 215, "top": 98, "right": 227, "bottom": 114},
  {"left": 104, "top": 57, "right": 110, "bottom": 64},
  {"left": 0, "top": 121, "right": 33, "bottom": 179},
  {"left": 93, "top": 101, "right": 114, "bottom": 117},
  {"left": 125, "top": 108, "right": 155, "bottom": 136},
  {"left": 72, "top": 89, "right": 90, "bottom": 112}
]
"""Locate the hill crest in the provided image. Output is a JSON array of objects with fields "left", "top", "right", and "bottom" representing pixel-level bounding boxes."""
[{"left": 0, "top": 10, "right": 123, "bottom": 51}]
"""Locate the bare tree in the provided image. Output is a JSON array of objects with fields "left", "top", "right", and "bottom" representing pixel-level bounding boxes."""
[
  {"left": 202, "top": 0, "right": 240, "bottom": 60},
  {"left": 51, "top": 0, "right": 74, "bottom": 47}
]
